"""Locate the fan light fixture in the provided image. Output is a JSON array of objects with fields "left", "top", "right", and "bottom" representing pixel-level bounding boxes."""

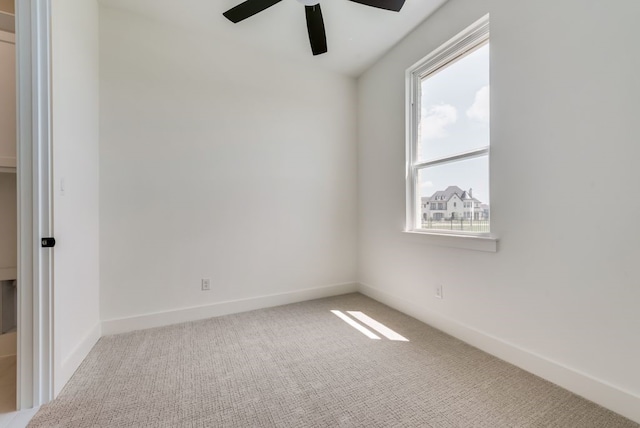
[{"left": 223, "top": 0, "right": 406, "bottom": 56}]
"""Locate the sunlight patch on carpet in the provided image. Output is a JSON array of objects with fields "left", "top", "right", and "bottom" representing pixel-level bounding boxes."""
[
  {"left": 330, "top": 310, "right": 381, "bottom": 339},
  {"left": 347, "top": 311, "right": 409, "bottom": 342}
]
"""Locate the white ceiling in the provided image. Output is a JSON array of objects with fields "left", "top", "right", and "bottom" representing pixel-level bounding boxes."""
[{"left": 99, "top": 0, "right": 448, "bottom": 76}]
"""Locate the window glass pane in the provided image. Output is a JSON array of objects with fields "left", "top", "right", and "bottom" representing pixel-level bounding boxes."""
[
  {"left": 418, "top": 43, "right": 490, "bottom": 162},
  {"left": 417, "top": 155, "right": 490, "bottom": 232}
]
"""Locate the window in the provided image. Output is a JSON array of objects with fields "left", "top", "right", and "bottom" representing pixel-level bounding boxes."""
[{"left": 406, "top": 16, "right": 490, "bottom": 236}]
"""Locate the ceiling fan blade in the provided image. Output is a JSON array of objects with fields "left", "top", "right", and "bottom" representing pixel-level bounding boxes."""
[
  {"left": 305, "top": 5, "right": 327, "bottom": 56},
  {"left": 348, "top": 0, "right": 406, "bottom": 12},
  {"left": 223, "top": 0, "right": 283, "bottom": 23}
]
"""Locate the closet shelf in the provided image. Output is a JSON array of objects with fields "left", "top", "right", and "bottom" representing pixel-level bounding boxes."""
[
  {"left": 0, "top": 12, "right": 14, "bottom": 33},
  {"left": 0, "top": 157, "right": 16, "bottom": 173},
  {"left": 0, "top": 268, "right": 16, "bottom": 281}
]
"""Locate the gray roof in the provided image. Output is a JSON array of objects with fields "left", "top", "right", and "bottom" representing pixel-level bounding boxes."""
[{"left": 422, "top": 186, "right": 481, "bottom": 203}]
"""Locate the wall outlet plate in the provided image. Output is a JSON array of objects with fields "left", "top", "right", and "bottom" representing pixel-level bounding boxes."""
[
  {"left": 201, "top": 278, "right": 211, "bottom": 291},
  {"left": 435, "top": 284, "right": 443, "bottom": 299}
]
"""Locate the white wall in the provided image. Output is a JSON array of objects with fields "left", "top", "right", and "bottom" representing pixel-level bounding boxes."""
[
  {"left": 99, "top": 6, "right": 357, "bottom": 326},
  {"left": 358, "top": 0, "right": 640, "bottom": 422},
  {"left": 51, "top": 0, "right": 101, "bottom": 395}
]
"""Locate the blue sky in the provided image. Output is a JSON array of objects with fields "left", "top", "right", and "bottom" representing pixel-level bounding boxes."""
[{"left": 418, "top": 43, "right": 490, "bottom": 204}]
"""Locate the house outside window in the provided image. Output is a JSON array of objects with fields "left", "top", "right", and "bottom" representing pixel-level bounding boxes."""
[{"left": 406, "top": 16, "right": 490, "bottom": 235}]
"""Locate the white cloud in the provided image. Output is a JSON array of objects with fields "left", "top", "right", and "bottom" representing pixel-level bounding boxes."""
[
  {"left": 420, "top": 180, "right": 434, "bottom": 190},
  {"left": 467, "top": 85, "right": 490, "bottom": 123},
  {"left": 422, "top": 104, "right": 458, "bottom": 139},
  {"left": 418, "top": 181, "right": 434, "bottom": 198}
]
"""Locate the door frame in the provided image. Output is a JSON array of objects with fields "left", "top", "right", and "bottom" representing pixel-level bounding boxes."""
[{"left": 15, "top": 0, "right": 53, "bottom": 409}]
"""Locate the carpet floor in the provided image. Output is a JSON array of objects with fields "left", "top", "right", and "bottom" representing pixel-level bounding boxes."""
[{"left": 28, "top": 293, "right": 638, "bottom": 427}]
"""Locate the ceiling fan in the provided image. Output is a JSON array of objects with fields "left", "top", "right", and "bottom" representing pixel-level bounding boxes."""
[{"left": 223, "top": 0, "right": 406, "bottom": 56}]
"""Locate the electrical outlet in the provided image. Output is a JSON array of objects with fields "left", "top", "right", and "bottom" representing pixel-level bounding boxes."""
[
  {"left": 201, "top": 278, "right": 211, "bottom": 291},
  {"left": 435, "top": 284, "right": 443, "bottom": 299}
]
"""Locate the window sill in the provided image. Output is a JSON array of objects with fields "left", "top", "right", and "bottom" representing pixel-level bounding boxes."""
[{"left": 403, "top": 230, "right": 498, "bottom": 252}]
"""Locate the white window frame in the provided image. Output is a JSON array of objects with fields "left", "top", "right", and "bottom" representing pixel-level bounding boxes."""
[{"left": 404, "top": 15, "right": 497, "bottom": 252}]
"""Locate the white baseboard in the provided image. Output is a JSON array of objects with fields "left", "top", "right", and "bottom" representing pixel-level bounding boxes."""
[
  {"left": 0, "top": 332, "right": 16, "bottom": 357},
  {"left": 102, "top": 282, "right": 359, "bottom": 336},
  {"left": 55, "top": 322, "right": 101, "bottom": 397},
  {"left": 358, "top": 282, "right": 640, "bottom": 424}
]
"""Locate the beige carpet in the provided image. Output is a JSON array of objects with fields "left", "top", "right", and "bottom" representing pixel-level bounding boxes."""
[{"left": 29, "top": 293, "right": 638, "bottom": 427}]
